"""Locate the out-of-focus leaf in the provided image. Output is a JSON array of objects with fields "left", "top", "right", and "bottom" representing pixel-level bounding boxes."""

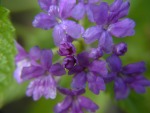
[{"left": 0, "top": 6, "right": 27, "bottom": 108}]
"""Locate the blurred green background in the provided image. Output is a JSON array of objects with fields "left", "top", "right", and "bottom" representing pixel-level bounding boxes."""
[{"left": 0, "top": 0, "right": 150, "bottom": 113}]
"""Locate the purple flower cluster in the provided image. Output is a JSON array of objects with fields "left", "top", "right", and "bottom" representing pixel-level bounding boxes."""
[{"left": 14, "top": 0, "right": 150, "bottom": 112}]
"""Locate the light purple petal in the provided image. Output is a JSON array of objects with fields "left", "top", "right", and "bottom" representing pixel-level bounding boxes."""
[
  {"left": 32, "top": 12, "right": 57, "bottom": 30},
  {"left": 54, "top": 96, "right": 73, "bottom": 113},
  {"left": 40, "top": 50, "right": 53, "bottom": 70},
  {"left": 85, "top": 4, "right": 95, "bottom": 22},
  {"left": 107, "top": 54, "right": 122, "bottom": 72},
  {"left": 21, "top": 65, "right": 45, "bottom": 80},
  {"left": 87, "top": 72, "right": 105, "bottom": 94},
  {"left": 83, "top": 26, "right": 102, "bottom": 44},
  {"left": 91, "top": 2, "right": 109, "bottom": 25},
  {"left": 14, "top": 59, "right": 31, "bottom": 83},
  {"left": 26, "top": 75, "right": 56, "bottom": 100},
  {"left": 98, "top": 31, "right": 113, "bottom": 53},
  {"left": 110, "top": 0, "right": 123, "bottom": 12},
  {"left": 15, "top": 42, "right": 27, "bottom": 62},
  {"left": 53, "top": 24, "right": 66, "bottom": 46},
  {"left": 77, "top": 52, "right": 90, "bottom": 67},
  {"left": 130, "top": 83, "right": 146, "bottom": 94},
  {"left": 50, "top": 63, "right": 66, "bottom": 76},
  {"left": 88, "top": 0, "right": 100, "bottom": 4},
  {"left": 38, "top": 0, "right": 57, "bottom": 12},
  {"left": 78, "top": 96, "right": 99, "bottom": 112},
  {"left": 108, "top": 18, "right": 135, "bottom": 37},
  {"left": 71, "top": 72, "right": 87, "bottom": 89},
  {"left": 89, "top": 60, "right": 108, "bottom": 77},
  {"left": 72, "top": 3, "right": 85, "bottom": 20},
  {"left": 29, "top": 46, "right": 41, "bottom": 60},
  {"left": 61, "top": 20, "right": 84, "bottom": 39},
  {"left": 122, "top": 61, "right": 146, "bottom": 75},
  {"left": 114, "top": 78, "right": 130, "bottom": 99},
  {"left": 59, "top": 0, "right": 76, "bottom": 19}
]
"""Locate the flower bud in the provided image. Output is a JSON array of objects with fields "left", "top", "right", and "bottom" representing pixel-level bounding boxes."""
[
  {"left": 113, "top": 42, "right": 127, "bottom": 56},
  {"left": 89, "top": 47, "right": 103, "bottom": 59},
  {"left": 58, "top": 42, "right": 76, "bottom": 56},
  {"left": 63, "top": 56, "right": 76, "bottom": 69}
]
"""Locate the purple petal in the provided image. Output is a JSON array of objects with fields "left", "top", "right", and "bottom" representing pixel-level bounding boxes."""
[
  {"left": 63, "top": 56, "right": 76, "bottom": 69},
  {"left": 29, "top": 46, "right": 41, "bottom": 60},
  {"left": 113, "top": 42, "right": 127, "bottom": 56},
  {"left": 77, "top": 52, "right": 90, "bottom": 67},
  {"left": 78, "top": 96, "right": 99, "bottom": 112},
  {"left": 114, "top": 78, "right": 130, "bottom": 99},
  {"left": 57, "top": 87, "right": 85, "bottom": 96},
  {"left": 26, "top": 75, "right": 57, "bottom": 100},
  {"left": 89, "top": 60, "right": 108, "bottom": 77},
  {"left": 88, "top": 0, "right": 100, "bottom": 4},
  {"left": 130, "top": 83, "right": 146, "bottom": 94},
  {"left": 53, "top": 24, "right": 66, "bottom": 46},
  {"left": 108, "top": 18, "right": 135, "bottom": 37},
  {"left": 59, "top": 0, "right": 76, "bottom": 19},
  {"left": 54, "top": 96, "right": 73, "bottom": 113},
  {"left": 68, "top": 65, "right": 84, "bottom": 75},
  {"left": 41, "top": 50, "right": 53, "bottom": 70},
  {"left": 91, "top": 2, "right": 109, "bottom": 25},
  {"left": 72, "top": 102, "right": 83, "bottom": 113},
  {"left": 107, "top": 54, "right": 122, "bottom": 72},
  {"left": 72, "top": 3, "right": 85, "bottom": 20},
  {"left": 15, "top": 42, "right": 27, "bottom": 62},
  {"left": 98, "top": 31, "right": 113, "bottom": 53},
  {"left": 110, "top": 0, "right": 123, "bottom": 12},
  {"left": 71, "top": 72, "right": 87, "bottom": 89},
  {"left": 83, "top": 26, "right": 102, "bottom": 44},
  {"left": 50, "top": 63, "right": 66, "bottom": 76},
  {"left": 14, "top": 59, "right": 31, "bottom": 83},
  {"left": 61, "top": 20, "right": 84, "bottom": 39},
  {"left": 21, "top": 65, "right": 45, "bottom": 80},
  {"left": 87, "top": 72, "right": 105, "bottom": 94},
  {"left": 38, "top": 0, "right": 57, "bottom": 12},
  {"left": 122, "top": 61, "right": 146, "bottom": 75},
  {"left": 32, "top": 12, "right": 57, "bottom": 30},
  {"left": 85, "top": 4, "right": 95, "bottom": 22}
]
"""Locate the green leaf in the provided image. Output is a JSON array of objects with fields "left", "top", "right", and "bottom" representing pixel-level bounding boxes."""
[{"left": 0, "top": 6, "right": 24, "bottom": 107}]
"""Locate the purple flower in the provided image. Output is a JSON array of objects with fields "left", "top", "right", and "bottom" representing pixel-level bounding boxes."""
[
  {"left": 113, "top": 42, "right": 127, "bottom": 56},
  {"left": 58, "top": 41, "right": 76, "bottom": 56},
  {"left": 54, "top": 88, "right": 99, "bottom": 113},
  {"left": 69, "top": 52, "right": 107, "bottom": 94},
  {"left": 106, "top": 55, "right": 150, "bottom": 99},
  {"left": 33, "top": 0, "right": 84, "bottom": 46},
  {"left": 21, "top": 49, "right": 66, "bottom": 100},
  {"left": 14, "top": 42, "right": 41, "bottom": 83},
  {"left": 71, "top": 0, "right": 100, "bottom": 22},
  {"left": 83, "top": 1, "right": 135, "bottom": 53}
]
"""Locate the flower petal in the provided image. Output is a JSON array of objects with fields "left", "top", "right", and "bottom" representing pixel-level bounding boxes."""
[
  {"left": 98, "top": 31, "right": 113, "bottom": 53},
  {"left": 62, "top": 20, "right": 84, "bottom": 39},
  {"left": 54, "top": 96, "right": 73, "bottom": 113},
  {"left": 122, "top": 61, "right": 146, "bottom": 75},
  {"left": 114, "top": 78, "right": 130, "bottom": 99},
  {"left": 107, "top": 54, "right": 122, "bottom": 72},
  {"left": 83, "top": 26, "right": 102, "bottom": 44},
  {"left": 77, "top": 52, "right": 90, "bottom": 67},
  {"left": 72, "top": 3, "right": 85, "bottom": 20},
  {"left": 15, "top": 42, "right": 27, "bottom": 62},
  {"left": 53, "top": 24, "right": 66, "bottom": 46},
  {"left": 108, "top": 18, "right": 135, "bottom": 37},
  {"left": 59, "top": 0, "right": 76, "bottom": 19},
  {"left": 32, "top": 12, "right": 57, "bottom": 30},
  {"left": 87, "top": 72, "right": 105, "bottom": 94},
  {"left": 41, "top": 50, "right": 53, "bottom": 70},
  {"left": 71, "top": 72, "right": 87, "bottom": 89},
  {"left": 91, "top": 2, "right": 109, "bottom": 25},
  {"left": 78, "top": 96, "right": 99, "bottom": 112},
  {"left": 29, "top": 46, "right": 41, "bottom": 60},
  {"left": 38, "top": 0, "right": 57, "bottom": 12},
  {"left": 89, "top": 60, "right": 108, "bottom": 77},
  {"left": 50, "top": 63, "right": 66, "bottom": 76},
  {"left": 26, "top": 75, "right": 56, "bottom": 100},
  {"left": 21, "top": 65, "right": 45, "bottom": 80}
]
